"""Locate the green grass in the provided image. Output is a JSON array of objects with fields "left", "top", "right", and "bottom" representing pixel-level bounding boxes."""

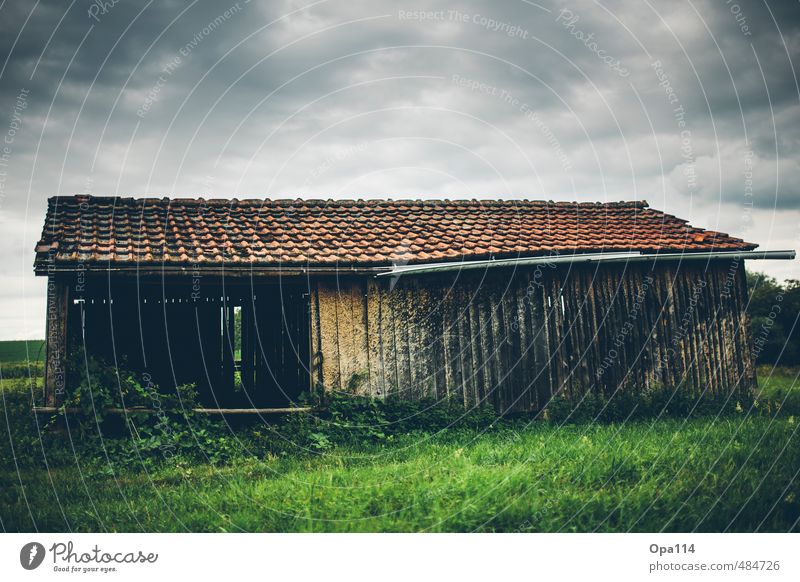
[
  {"left": 1, "top": 372, "right": 798, "bottom": 532},
  {"left": 1, "top": 415, "right": 797, "bottom": 532},
  {"left": 0, "top": 340, "right": 44, "bottom": 363},
  {"left": 757, "top": 366, "right": 800, "bottom": 411}
]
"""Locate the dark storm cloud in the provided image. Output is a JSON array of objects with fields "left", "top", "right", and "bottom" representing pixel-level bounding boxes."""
[{"left": 1, "top": 0, "right": 799, "bottom": 337}]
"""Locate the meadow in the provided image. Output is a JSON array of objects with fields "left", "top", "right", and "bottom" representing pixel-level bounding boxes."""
[
  {"left": 0, "top": 345, "right": 798, "bottom": 532},
  {"left": 0, "top": 339, "right": 44, "bottom": 363}
]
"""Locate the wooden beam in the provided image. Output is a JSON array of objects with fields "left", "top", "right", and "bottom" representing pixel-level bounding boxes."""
[
  {"left": 32, "top": 406, "right": 315, "bottom": 415},
  {"left": 44, "top": 278, "right": 68, "bottom": 407}
]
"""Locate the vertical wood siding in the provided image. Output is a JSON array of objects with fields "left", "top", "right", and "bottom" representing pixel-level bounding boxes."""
[
  {"left": 44, "top": 278, "right": 68, "bottom": 407},
  {"left": 310, "top": 261, "right": 755, "bottom": 412}
]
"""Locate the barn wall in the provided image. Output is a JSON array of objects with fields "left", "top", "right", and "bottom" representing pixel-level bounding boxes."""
[{"left": 310, "top": 261, "right": 755, "bottom": 412}]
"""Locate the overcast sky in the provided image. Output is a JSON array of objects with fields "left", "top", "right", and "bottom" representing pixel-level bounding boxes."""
[{"left": 0, "top": 0, "right": 798, "bottom": 339}]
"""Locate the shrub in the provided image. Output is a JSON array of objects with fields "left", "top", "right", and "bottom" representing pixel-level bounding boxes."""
[
  {"left": 61, "top": 350, "right": 244, "bottom": 469},
  {"left": 0, "top": 360, "right": 44, "bottom": 379},
  {"left": 542, "top": 383, "right": 758, "bottom": 424},
  {"left": 255, "top": 393, "right": 496, "bottom": 453}
]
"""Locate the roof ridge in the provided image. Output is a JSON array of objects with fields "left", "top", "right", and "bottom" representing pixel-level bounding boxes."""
[{"left": 49, "top": 195, "right": 649, "bottom": 207}]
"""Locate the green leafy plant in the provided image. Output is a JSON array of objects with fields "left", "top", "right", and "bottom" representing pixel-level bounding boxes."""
[{"left": 542, "top": 382, "right": 761, "bottom": 424}]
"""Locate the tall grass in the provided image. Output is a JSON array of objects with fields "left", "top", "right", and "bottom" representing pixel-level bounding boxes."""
[{"left": 1, "top": 374, "right": 798, "bottom": 532}]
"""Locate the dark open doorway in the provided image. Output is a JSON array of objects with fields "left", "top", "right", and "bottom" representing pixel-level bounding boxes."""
[
  {"left": 232, "top": 283, "right": 311, "bottom": 408},
  {"left": 71, "top": 277, "right": 312, "bottom": 410}
]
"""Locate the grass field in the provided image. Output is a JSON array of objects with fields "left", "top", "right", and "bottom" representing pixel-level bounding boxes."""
[
  {"left": 1, "top": 414, "right": 798, "bottom": 532},
  {"left": 0, "top": 339, "right": 44, "bottom": 363},
  {"left": 1, "top": 341, "right": 798, "bottom": 532}
]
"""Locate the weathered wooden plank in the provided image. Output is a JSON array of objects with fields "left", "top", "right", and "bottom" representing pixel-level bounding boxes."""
[
  {"left": 241, "top": 297, "right": 255, "bottom": 398},
  {"left": 490, "top": 283, "right": 511, "bottom": 413},
  {"left": 392, "top": 282, "right": 413, "bottom": 400},
  {"left": 440, "top": 286, "right": 457, "bottom": 403},
  {"left": 365, "top": 280, "right": 384, "bottom": 398},
  {"left": 530, "top": 274, "right": 551, "bottom": 410},
  {"left": 431, "top": 287, "right": 448, "bottom": 402},
  {"left": 511, "top": 274, "right": 531, "bottom": 412},
  {"left": 701, "top": 266, "right": 724, "bottom": 396},
  {"left": 44, "top": 278, "right": 68, "bottom": 407},
  {"left": 677, "top": 267, "right": 702, "bottom": 396},
  {"left": 309, "top": 284, "right": 323, "bottom": 392},
  {"left": 315, "top": 280, "right": 342, "bottom": 392},
  {"left": 463, "top": 286, "right": 482, "bottom": 407},
  {"left": 380, "top": 281, "right": 400, "bottom": 397},
  {"left": 448, "top": 285, "right": 466, "bottom": 407},
  {"left": 731, "top": 260, "right": 756, "bottom": 392},
  {"left": 329, "top": 279, "right": 368, "bottom": 395},
  {"left": 198, "top": 301, "right": 222, "bottom": 405},
  {"left": 582, "top": 267, "right": 603, "bottom": 396}
]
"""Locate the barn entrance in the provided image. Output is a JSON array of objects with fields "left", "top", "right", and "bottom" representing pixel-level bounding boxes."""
[{"left": 70, "top": 276, "right": 312, "bottom": 409}]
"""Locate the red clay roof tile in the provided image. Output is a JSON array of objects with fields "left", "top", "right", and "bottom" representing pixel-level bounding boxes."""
[{"left": 33, "top": 195, "right": 757, "bottom": 270}]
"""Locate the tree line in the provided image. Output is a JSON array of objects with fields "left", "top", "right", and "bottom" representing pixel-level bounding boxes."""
[{"left": 747, "top": 271, "right": 800, "bottom": 366}]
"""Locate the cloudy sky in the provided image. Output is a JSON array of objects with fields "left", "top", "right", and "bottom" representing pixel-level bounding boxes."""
[{"left": 0, "top": 0, "right": 798, "bottom": 339}]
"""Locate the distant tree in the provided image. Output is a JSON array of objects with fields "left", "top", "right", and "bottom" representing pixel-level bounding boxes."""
[{"left": 746, "top": 271, "right": 800, "bottom": 366}]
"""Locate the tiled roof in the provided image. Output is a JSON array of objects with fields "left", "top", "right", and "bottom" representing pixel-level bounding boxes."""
[{"left": 34, "top": 195, "right": 756, "bottom": 271}]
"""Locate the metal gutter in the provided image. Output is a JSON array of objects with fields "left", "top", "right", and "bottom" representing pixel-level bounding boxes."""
[{"left": 375, "top": 249, "right": 796, "bottom": 278}]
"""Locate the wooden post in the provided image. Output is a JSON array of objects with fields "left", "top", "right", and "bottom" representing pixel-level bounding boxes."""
[
  {"left": 242, "top": 298, "right": 254, "bottom": 393},
  {"left": 735, "top": 260, "right": 758, "bottom": 393},
  {"left": 44, "top": 277, "right": 68, "bottom": 407}
]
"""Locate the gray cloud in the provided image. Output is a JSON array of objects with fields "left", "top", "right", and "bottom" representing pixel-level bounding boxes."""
[{"left": 0, "top": 0, "right": 799, "bottom": 338}]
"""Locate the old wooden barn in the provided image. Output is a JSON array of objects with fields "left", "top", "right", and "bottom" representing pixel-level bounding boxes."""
[{"left": 34, "top": 195, "right": 793, "bottom": 414}]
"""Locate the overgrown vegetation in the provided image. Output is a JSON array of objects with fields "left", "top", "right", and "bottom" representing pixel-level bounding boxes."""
[
  {"left": 1, "top": 351, "right": 799, "bottom": 531},
  {"left": 1, "top": 371, "right": 798, "bottom": 531},
  {"left": 543, "top": 382, "right": 757, "bottom": 424},
  {"left": 0, "top": 360, "right": 44, "bottom": 379},
  {"left": 747, "top": 271, "right": 800, "bottom": 366}
]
